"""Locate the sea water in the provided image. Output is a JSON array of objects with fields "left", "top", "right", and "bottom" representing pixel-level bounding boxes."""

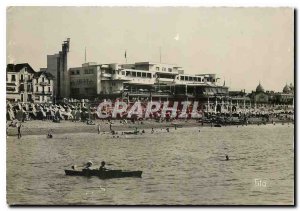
[{"left": 7, "top": 124, "right": 294, "bottom": 205}]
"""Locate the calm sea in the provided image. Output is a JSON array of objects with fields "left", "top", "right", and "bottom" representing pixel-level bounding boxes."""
[{"left": 7, "top": 124, "right": 294, "bottom": 205}]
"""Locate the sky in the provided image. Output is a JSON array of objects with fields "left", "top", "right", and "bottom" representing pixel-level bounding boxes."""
[{"left": 6, "top": 7, "right": 294, "bottom": 92}]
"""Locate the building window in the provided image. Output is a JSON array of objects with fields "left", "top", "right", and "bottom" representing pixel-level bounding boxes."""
[
  {"left": 162, "top": 67, "right": 166, "bottom": 72},
  {"left": 122, "top": 71, "right": 125, "bottom": 75},
  {"left": 48, "top": 79, "right": 51, "bottom": 84},
  {"left": 36, "top": 78, "right": 38, "bottom": 83},
  {"left": 137, "top": 72, "right": 141, "bottom": 77},
  {"left": 20, "top": 74, "right": 24, "bottom": 81},
  {"left": 84, "top": 69, "right": 93, "bottom": 74},
  {"left": 36, "top": 86, "right": 38, "bottom": 92},
  {"left": 76, "top": 70, "right": 80, "bottom": 75},
  {"left": 147, "top": 73, "right": 151, "bottom": 78},
  {"left": 142, "top": 72, "right": 146, "bottom": 77},
  {"left": 48, "top": 87, "right": 50, "bottom": 92},
  {"left": 168, "top": 68, "right": 172, "bottom": 72},
  {"left": 11, "top": 75, "right": 16, "bottom": 82},
  {"left": 42, "top": 77, "right": 45, "bottom": 82},
  {"left": 180, "top": 76, "right": 184, "bottom": 81},
  {"left": 156, "top": 67, "right": 160, "bottom": 71}
]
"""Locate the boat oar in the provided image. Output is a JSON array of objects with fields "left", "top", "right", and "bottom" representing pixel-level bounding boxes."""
[{"left": 71, "top": 162, "right": 113, "bottom": 170}]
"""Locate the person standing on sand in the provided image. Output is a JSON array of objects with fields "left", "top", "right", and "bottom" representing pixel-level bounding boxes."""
[
  {"left": 16, "top": 121, "right": 22, "bottom": 139},
  {"left": 97, "top": 124, "right": 101, "bottom": 134}
]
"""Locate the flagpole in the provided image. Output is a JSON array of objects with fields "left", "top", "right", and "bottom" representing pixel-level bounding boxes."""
[
  {"left": 85, "top": 47, "right": 87, "bottom": 63},
  {"left": 159, "top": 46, "right": 161, "bottom": 63}
]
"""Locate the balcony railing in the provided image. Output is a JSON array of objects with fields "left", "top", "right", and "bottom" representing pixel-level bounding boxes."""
[
  {"left": 123, "top": 91, "right": 173, "bottom": 96},
  {"left": 35, "top": 91, "right": 52, "bottom": 95},
  {"left": 6, "top": 87, "right": 16, "bottom": 92},
  {"left": 40, "top": 82, "right": 49, "bottom": 86},
  {"left": 6, "top": 82, "right": 16, "bottom": 86},
  {"left": 101, "top": 73, "right": 112, "bottom": 78}
]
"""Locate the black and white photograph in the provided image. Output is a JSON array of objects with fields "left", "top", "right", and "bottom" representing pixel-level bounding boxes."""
[{"left": 5, "top": 6, "right": 294, "bottom": 205}]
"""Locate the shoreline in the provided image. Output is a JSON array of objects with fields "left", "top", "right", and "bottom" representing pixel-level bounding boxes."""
[{"left": 7, "top": 118, "right": 294, "bottom": 137}]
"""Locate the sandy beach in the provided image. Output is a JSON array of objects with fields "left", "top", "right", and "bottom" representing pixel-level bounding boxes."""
[{"left": 7, "top": 116, "right": 294, "bottom": 137}]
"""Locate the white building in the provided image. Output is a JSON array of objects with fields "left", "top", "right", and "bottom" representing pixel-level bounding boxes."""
[
  {"left": 68, "top": 61, "right": 227, "bottom": 101},
  {"left": 32, "top": 71, "right": 54, "bottom": 103},
  {"left": 6, "top": 63, "right": 54, "bottom": 103}
]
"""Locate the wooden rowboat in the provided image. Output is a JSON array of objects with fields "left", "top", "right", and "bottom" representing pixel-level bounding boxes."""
[{"left": 65, "top": 169, "right": 142, "bottom": 179}]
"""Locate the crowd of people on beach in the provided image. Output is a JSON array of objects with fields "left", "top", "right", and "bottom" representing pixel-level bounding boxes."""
[
  {"left": 6, "top": 101, "right": 294, "bottom": 122},
  {"left": 6, "top": 101, "right": 294, "bottom": 139}
]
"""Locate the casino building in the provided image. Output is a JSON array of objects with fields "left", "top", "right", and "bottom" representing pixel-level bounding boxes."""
[{"left": 67, "top": 61, "right": 229, "bottom": 106}]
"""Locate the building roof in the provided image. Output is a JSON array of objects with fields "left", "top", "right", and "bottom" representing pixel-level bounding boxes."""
[
  {"left": 283, "top": 84, "right": 291, "bottom": 93},
  {"left": 134, "top": 61, "right": 176, "bottom": 66},
  {"left": 256, "top": 82, "right": 265, "bottom": 93},
  {"left": 229, "top": 91, "right": 247, "bottom": 97},
  {"left": 33, "top": 71, "right": 55, "bottom": 79},
  {"left": 6, "top": 63, "right": 36, "bottom": 74}
]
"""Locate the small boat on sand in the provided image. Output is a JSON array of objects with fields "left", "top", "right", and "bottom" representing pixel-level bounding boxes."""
[
  {"left": 65, "top": 169, "right": 142, "bottom": 179},
  {"left": 123, "top": 131, "right": 139, "bottom": 135}
]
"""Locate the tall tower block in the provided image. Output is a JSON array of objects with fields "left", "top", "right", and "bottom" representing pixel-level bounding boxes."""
[
  {"left": 59, "top": 38, "right": 70, "bottom": 98},
  {"left": 46, "top": 38, "right": 70, "bottom": 100}
]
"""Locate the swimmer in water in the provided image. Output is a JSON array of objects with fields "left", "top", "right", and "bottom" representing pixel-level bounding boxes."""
[{"left": 225, "top": 154, "right": 229, "bottom": 161}]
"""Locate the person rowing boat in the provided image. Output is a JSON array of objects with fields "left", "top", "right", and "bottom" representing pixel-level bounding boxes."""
[
  {"left": 99, "top": 161, "right": 107, "bottom": 171},
  {"left": 84, "top": 161, "right": 93, "bottom": 170}
]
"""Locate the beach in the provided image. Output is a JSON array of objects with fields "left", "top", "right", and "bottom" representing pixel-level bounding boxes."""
[{"left": 7, "top": 115, "right": 294, "bottom": 137}]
